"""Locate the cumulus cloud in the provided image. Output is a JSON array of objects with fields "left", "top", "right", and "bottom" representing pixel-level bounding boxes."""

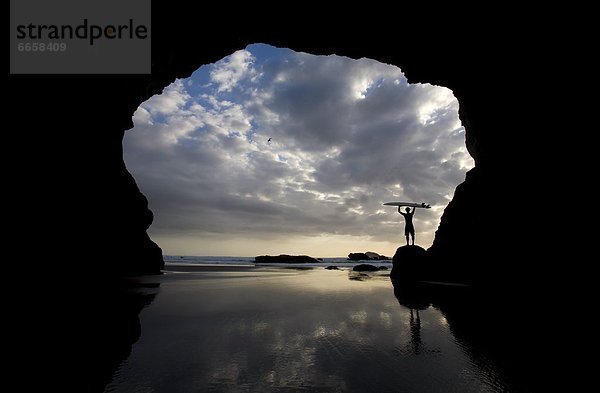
[
  {"left": 209, "top": 49, "right": 257, "bottom": 92},
  {"left": 124, "top": 44, "right": 473, "bottom": 256}
]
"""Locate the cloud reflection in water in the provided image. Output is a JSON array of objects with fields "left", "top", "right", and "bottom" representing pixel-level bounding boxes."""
[{"left": 105, "top": 268, "right": 506, "bottom": 393}]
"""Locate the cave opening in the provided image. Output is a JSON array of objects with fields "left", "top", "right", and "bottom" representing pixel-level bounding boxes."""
[{"left": 124, "top": 43, "right": 473, "bottom": 259}]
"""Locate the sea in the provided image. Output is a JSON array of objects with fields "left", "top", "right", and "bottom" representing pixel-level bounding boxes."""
[
  {"left": 164, "top": 255, "right": 393, "bottom": 269},
  {"left": 103, "top": 265, "right": 521, "bottom": 392}
]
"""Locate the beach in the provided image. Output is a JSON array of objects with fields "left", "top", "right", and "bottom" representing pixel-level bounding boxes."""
[{"left": 101, "top": 264, "right": 513, "bottom": 393}]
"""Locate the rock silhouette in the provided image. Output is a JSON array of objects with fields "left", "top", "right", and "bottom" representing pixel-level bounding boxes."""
[
  {"left": 352, "top": 264, "right": 380, "bottom": 272},
  {"left": 390, "top": 245, "right": 428, "bottom": 280},
  {"left": 348, "top": 253, "right": 370, "bottom": 261},
  {"left": 348, "top": 252, "right": 389, "bottom": 261},
  {"left": 255, "top": 255, "right": 320, "bottom": 264}
]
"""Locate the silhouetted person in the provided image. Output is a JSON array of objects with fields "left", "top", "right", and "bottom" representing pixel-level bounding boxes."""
[{"left": 398, "top": 206, "right": 415, "bottom": 245}]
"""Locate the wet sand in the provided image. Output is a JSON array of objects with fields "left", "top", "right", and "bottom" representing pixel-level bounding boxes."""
[{"left": 105, "top": 265, "right": 511, "bottom": 392}]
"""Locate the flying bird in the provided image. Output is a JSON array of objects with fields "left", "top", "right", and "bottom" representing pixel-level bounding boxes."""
[{"left": 267, "top": 138, "right": 272, "bottom": 144}]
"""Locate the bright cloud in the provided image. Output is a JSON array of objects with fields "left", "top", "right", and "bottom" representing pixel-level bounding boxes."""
[
  {"left": 124, "top": 44, "right": 473, "bottom": 256},
  {"left": 209, "top": 49, "right": 257, "bottom": 92}
]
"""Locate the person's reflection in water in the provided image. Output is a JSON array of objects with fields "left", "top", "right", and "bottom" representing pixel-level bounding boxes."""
[
  {"left": 408, "top": 308, "right": 422, "bottom": 354},
  {"left": 391, "top": 279, "right": 429, "bottom": 355}
]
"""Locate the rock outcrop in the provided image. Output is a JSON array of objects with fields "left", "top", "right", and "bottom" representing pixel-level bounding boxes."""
[
  {"left": 255, "top": 255, "right": 320, "bottom": 264},
  {"left": 352, "top": 264, "right": 380, "bottom": 272},
  {"left": 348, "top": 253, "right": 370, "bottom": 261},
  {"left": 365, "top": 252, "right": 390, "bottom": 260},
  {"left": 390, "top": 246, "right": 428, "bottom": 280},
  {"left": 348, "top": 252, "right": 389, "bottom": 261}
]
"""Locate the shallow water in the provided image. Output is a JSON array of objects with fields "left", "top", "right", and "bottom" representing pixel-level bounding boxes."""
[{"left": 104, "top": 268, "right": 510, "bottom": 393}]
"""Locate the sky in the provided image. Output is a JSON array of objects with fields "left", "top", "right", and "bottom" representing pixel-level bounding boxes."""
[{"left": 124, "top": 44, "right": 473, "bottom": 257}]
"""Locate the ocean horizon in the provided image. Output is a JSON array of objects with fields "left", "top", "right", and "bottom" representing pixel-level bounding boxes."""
[{"left": 164, "top": 255, "right": 393, "bottom": 268}]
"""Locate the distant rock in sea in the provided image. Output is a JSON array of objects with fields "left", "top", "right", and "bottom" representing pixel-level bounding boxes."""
[
  {"left": 325, "top": 266, "right": 340, "bottom": 270},
  {"left": 348, "top": 253, "right": 369, "bottom": 261},
  {"left": 255, "top": 254, "right": 320, "bottom": 264},
  {"left": 348, "top": 253, "right": 370, "bottom": 261},
  {"left": 365, "top": 251, "right": 390, "bottom": 260},
  {"left": 348, "top": 251, "right": 390, "bottom": 261},
  {"left": 352, "top": 264, "right": 380, "bottom": 272}
]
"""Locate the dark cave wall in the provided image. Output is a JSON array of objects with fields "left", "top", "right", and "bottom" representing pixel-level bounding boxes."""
[
  {"left": 9, "top": 10, "right": 566, "bottom": 393},
  {"left": 9, "top": 7, "right": 542, "bottom": 280}
]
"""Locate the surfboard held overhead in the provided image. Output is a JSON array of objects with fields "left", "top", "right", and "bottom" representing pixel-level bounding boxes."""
[{"left": 383, "top": 201, "right": 431, "bottom": 208}]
